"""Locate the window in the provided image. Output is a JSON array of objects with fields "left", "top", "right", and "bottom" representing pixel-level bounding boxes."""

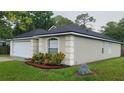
[
  {"left": 48, "top": 38, "right": 58, "bottom": 53},
  {"left": 102, "top": 48, "right": 104, "bottom": 54},
  {"left": 102, "top": 41, "right": 105, "bottom": 54}
]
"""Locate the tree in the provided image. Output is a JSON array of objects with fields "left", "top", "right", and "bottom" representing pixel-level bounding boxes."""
[
  {"left": 1, "top": 11, "right": 33, "bottom": 36},
  {"left": 102, "top": 18, "right": 124, "bottom": 42},
  {"left": 0, "top": 11, "right": 54, "bottom": 38},
  {"left": 0, "top": 23, "right": 13, "bottom": 39},
  {"left": 102, "top": 21, "right": 118, "bottom": 35},
  {"left": 0, "top": 12, "right": 13, "bottom": 39},
  {"left": 52, "top": 15, "right": 73, "bottom": 26},
  {"left": 30, "top": 11, "right": 54, "bottom": 30},
  {"left": 75, "top": 13, "right": 95, "bottom": 28}
]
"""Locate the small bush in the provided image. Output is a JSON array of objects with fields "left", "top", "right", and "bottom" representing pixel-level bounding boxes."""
[
  {"left": 50, "top": 52, "right": 65, "bottom": 65},
  {"left": 43, "top": 53, "right": 51, "bottom": 65},
  {"left": 32, "top": 53, "right": 39, "bottom": 64},
  {"left": 32, "top": 52, "right": 65, "bottom": 65},
  {"left": 38, "top": 53, "right": 45, "bottom": 64},
  {"left": 32, "top": 53, "right": 44, "bottom": 64}
]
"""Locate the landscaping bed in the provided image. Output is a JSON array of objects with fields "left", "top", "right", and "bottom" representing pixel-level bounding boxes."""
[
  {"left": 25, "top": 52, "right": 69, "bottom": 69},
  {"left": 25, "top": 61, "right": 70, "bottom": 69}
]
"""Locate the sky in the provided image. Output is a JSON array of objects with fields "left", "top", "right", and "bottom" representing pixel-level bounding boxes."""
[{"left": 53, "top": 11, "right": 124, "bottom": 32}]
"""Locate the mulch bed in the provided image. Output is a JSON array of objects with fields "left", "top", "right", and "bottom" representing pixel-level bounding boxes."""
[{"left": 25, "top": 61, "right": 70, "bottom": 69}]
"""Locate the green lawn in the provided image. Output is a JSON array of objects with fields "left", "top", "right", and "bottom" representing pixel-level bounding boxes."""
[{"left": 0, "top": 57, "right": 124, "bottom": 81}]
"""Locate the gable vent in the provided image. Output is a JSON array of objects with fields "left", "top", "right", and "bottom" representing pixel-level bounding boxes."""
[{"left": 48, "top": 25, "right": 57, "bottom": 31}]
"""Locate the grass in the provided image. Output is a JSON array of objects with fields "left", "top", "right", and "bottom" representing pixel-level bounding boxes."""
[{"left": 0, "top": 57, "right": 124, "bottom": 81}]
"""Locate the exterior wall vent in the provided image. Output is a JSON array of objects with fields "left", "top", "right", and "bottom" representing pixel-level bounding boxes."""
[{"left": 48, "top": 25, "right": 57, "bottom": 31}]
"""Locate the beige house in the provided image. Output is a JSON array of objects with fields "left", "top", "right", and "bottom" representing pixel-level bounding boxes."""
[{"left": 10, "top": 24, "right": 121, "bottom": 65}]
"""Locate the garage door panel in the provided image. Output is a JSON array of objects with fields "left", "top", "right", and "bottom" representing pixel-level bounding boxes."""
[{"left": 13, "top": 41, "right": 32, "bottom": 58}]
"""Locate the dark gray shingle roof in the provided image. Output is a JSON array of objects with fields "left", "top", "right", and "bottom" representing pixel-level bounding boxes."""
[
  {"left": 15, "top": 29, "right": 47, "bottom": 38},
  {"left": 15, "top": 24, "right": 119, "bottom": 43}
]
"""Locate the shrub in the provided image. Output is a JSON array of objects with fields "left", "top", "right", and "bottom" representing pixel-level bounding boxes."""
[
  {"left": 50, "top": 52, "right": 65, "bottom": 65},
  {"left": 32, "top": 53, "right": 40, "bottom": 64},
  {"left": 32, "top": 53, "right": 44, "bottom": 64},
  {"left": 43, "top": 53, "right": 51, "bottom": 65},
  {"left": 57, "top": 52, "right": 65, "bottom": 63},
  {"left": 32, "top": 52, "right": 65, "bottom": 65},
  {"left": 38, "top": 53, "right": 45, "bottom": 64}
]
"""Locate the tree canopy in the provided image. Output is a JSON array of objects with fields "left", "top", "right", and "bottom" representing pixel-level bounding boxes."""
[
  {"left": 0, "top": 11, "right": 54, "bottom": 39},
  {"left": 75, "top": 13, "right": 95, "bottom": 29},
  {"left": 102, "top": 18, "right": 124, "bottom": 42},
  {"left": 52, "top": 15, "right": 73, "bottom": 26},
  {"left": 0, "top": 22, "right": 13, "bottom": 39}
]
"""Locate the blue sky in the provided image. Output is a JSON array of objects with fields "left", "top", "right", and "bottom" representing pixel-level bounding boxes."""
[{"left": 53, "top": 11, "right": 124, "bottom": 32}]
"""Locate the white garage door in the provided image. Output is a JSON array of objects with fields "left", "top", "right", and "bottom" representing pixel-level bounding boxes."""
[{"left": 13, "top": 41, "right": 32, "bottom": 58}]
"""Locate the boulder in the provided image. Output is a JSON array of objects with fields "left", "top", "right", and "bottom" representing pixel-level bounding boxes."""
[{"left": 78, "top": 64, "right": 92, "bottom": 75}]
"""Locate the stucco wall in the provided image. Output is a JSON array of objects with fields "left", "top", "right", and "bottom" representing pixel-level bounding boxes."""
[
  {"left": 74, "top": 36, "right": 121, "bottom": 65},
  {"left": 38, "top": 35, "right": 75, "bottom": 65},
  {"left": 37, "top": 35, "right": 121, "bottom": 65},
  {"left": 11, "top": 35, "right": 121, "bottom": 65},
  {"left": 39, "top": 36, "right": 65, "bottom": 53}
]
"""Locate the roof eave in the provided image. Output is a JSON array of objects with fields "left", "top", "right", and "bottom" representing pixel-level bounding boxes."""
[{"left": 12, "top": 32, "right": 122, "bottom": 44}]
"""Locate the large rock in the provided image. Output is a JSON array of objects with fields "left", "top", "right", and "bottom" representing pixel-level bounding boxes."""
[{"left": 78, "top": 64, "right": 91, "bottom": 75}]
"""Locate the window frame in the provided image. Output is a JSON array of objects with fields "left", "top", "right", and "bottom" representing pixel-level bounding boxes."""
[
  {"left": 102, "top": 41, "right": 105, "bottom": 54},
  {"left": 47, "top": 38, "right": 59, "bottom": 53}
]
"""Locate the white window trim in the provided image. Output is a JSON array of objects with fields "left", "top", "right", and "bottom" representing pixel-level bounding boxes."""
[{"left": 46, "top": 37, "right": 60, "bottom": 53}]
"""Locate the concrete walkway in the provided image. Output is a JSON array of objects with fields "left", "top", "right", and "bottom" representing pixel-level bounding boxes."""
[
  {"left": 0, "top": 57, "right": 14, "bottom": 62},
  {"left": 0, "top": 56, "right": 25, "bottom": 62}
]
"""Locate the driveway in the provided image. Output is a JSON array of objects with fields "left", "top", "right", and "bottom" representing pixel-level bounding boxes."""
[
  {"left": 0, "top": 57, "right": 14, "bottom": 62},
  {"left": 0, "top": 56, "right": 25, "bottom": 62}
]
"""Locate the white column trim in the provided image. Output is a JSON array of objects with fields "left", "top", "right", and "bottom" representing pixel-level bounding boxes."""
[
  {"left": 10, "top": 40, "right": 13, "bottom": 56},
  {"left": 65, "top": 35, "right": 75, "bottom": 66},
  {"left": 39, "top": 38, "right": 43, "bottom": 53},
  {"left": 30, "top": 39, "right": 38, "bottom": 56}
]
